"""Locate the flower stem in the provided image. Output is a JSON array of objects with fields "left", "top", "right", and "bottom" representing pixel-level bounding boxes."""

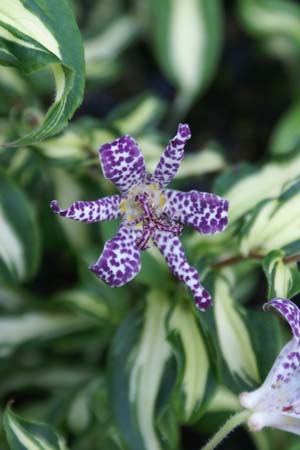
[
  {"left": 213, "top": 252, "right": 300, "bottom": 269},
  {"left": 200, "top": 410, "right": 251, "bottom": 450}
]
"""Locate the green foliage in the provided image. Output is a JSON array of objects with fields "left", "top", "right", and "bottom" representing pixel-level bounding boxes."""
[
  {"left": 149, "top": 0, "right": 223, "bottom": 118},
  {"left": 1, "top": 1, "right": 300, "bottom": 449},
  {"left": 4, "top": 406, "right": 69, "bottom": 450},
  {"left": 269, "top": 104, "right": 300, "bottom": 156},
  {"left": 0, "top": 0, "right": 85, "bottom": 145},
  {"left": 236, "top": 0, "right": 300, "bottom": 63},
  {"left": 0, "top": 170, "right": 40, "bottom": 282},
  {"left": 150, "top": 0, "right": 222, "bottom": 96}
]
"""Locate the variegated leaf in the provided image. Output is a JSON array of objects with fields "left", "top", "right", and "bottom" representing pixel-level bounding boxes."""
[
  {"left": 167, "top": 303, "right": 216, "bottom": 423},
  {"left": 150, "top": 0, "right": 222, "bottom": 99},
  {"left": 262, "top": 250, "right": 300, "bottom": 299},
  {"left": 54, "top": 288, "right": 110, "bottom": 322},
  {"left": 237, "top": 0, "right": 300, "bottom": 62},
  {"left": 240, "top": 180, "right": 300, "bottom": 256},
  {"left": 110, "top": 291, "right": 176, "bottom": 450},
  {"left": 206, "top": 387, "right": 239, "bottom": 414},
  {"left": 34, "top": 119, "right": 116, "bottom": 164},
  {"left": 0, "top": 312, "right": 94, "bottom": 357},
  {"left": 147, "top": 146, "right": 226, "bottom": 179},
  {"left": 0, "top": 0, "right": 85, "bottom": 145},
  {"left": 4, "top": 406, "right": 69, "bottom": 450},
  {"left": 213, "top": 270, "right": 281, "bottom": 392},
  {"left": 107, "top": 93, "right": 166, "bottom": 136},
  {"left": 50, "top": 168, "right": 91, "bottom": 250},
  {"left": 214, "top": 272, "right": 260, "bottom": 387},
  {"left": 85, "top": 15, "right": 140, "bottom": 81},
  {"left": 220, "top": 158, "right": 300, "bottom": 223},
  {"left": 269, "top": 103, "right": 300, "bottom": 156},
  {"left": 0, "top": 170, "right": 40, "bottom": 282},
  {"left": 189, "top": 156, "right": 300, "bottom": 249},
  {"left": 129, "top": 292, "right": 173, "bottom": 450}
]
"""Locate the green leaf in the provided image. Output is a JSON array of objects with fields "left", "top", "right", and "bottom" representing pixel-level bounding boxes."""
[
  {"left": 128, "top": 293, "right": 174, "bottom": 450},
  {"left": 107, "top": 92, "right": 167, "bottom": 136},
  {"left": 205, "top": 387, "right": 240, "bottom": 414},
  {"left": 288, "top": 264, "right": 300, "bottom": 298},
  {"left": 50, "top": 168, "right": 92, "bottom": 250},
  {"left": 54, "top": 288, "right": 110, "bottom": 322},
  {"left": 0, "top": 0, "right": 85, "bottom": 145},
  {"left": 0, "top": 170, "right": 40, "bottom": 282},
  {"left": 236, "top": 0, "right": 300, "bottom": 62},
  {"left": 167, "top": 303, "right": 217, "bottom": 423},
  {"left": 0, "top": 66, "right": 28, "bottom": 109},
  {"left": 0, "top": 312, "right": 95, "bottom": 357},
  {"left": 35, "top": 127, "right": 92, "bottom": 164},
  {"left": 263, "top": 250, "right": 293, "bottom": 299},
  {"left": 269, "top": 103, "right": 300, "bottom": 156},
  {"left": 262, "top": 250, "right": 300, "bottom": 298},
  {"left": 213, "top": 272, "right": 260, "bottom": 389},
  {"left": 84, "top": 15, "right": 140, "bottom": 81},
  {"left": 147, "top": 144, "right": 226, "bottom": 179},
  {"left": 150, "top": 0, "right": 223, "bottom": 98},
  {"left": 34, "top": 118, "right": 117, "bottom": 164},
  {"left": 240, "top": 180, "right": 300, "bottom": 256},
  {"left": 135, "top": 249, "right": 171, "bottom": 289},
  {"left": 212, "top": 270, "right": 282, "bottom": 392},
  {"left": 172, "top": 146, "right": 226, "bottom": 178},
  {"left": 109, "top": 308, "right": 145, "bottom": 450},
  {"left": 67, "top": 377, "right": 106, "bottom": 434},
  {"left": 221, "top": 158, "right": 300, "bottom": 223},
  {"left": 3, "top": 405, "right": 69, "bottom": 450},
  {"left": 110, "top": 291, "right": 176, "bottom": 450}
]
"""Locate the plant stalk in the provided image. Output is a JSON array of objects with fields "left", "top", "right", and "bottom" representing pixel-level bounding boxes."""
[{"left": 200, "top": 410, "right": 251, "bottom": 450}]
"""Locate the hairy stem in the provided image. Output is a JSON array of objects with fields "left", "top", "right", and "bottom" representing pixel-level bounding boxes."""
[{"left": 200, "top": 410, "right": 251, "bottom": 450}]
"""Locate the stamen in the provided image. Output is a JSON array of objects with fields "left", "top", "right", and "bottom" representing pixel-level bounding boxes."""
[
  {"left": 136, "top": 220, "right": 154, "bottom": 250},
  {"left": 127, "top": 187, "right": 182, "bottom": 250},
  {"left": 155, "top": 220, "right": 182, "bottom": 235},
  {"left": 135, "top": 192, "right": 154, "bottom": 219}
]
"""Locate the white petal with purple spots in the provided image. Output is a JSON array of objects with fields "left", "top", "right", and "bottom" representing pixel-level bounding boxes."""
[
  {"left": 152, "top": 229, "right": 211, "bottom": 310},
  {"left": 50, "top": 195, "right": 123, "bottom": 223},
  {"left": 50, "top": 123, "right": 230, "bottom": 310},
  {"left": 90, "top": 222, "right": 142, "bottom": 287},
  {"left": 240, "top": 298, "right": 300, "bottom": 435},
  {"left": 162, "top": 189, "right": 229, "bottom": 234},
  {"left": 99, "top": 135, "right": 146, "bottom": 194},
  {"left": 241, "top": 338, "right": 300, "bottom": 421},
  {"left": 265, "top": 298, "right": 300, "bottom": 340},
  {"left": 152, "top": 123, "right": 191, "bottom": 188}
]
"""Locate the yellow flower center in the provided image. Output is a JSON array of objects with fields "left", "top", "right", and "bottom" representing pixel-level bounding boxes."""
[{"left": 120, "top": 183, "right": 165, "bottom": 224}]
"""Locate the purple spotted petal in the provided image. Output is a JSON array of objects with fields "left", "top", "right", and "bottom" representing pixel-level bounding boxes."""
[
  {"left": 152, "top": 123, "right": 191, "bottom": 188},
  {"left": 50, "top": 195, "right": 123, "bottom": 223},
  {"left": 240, "top": 338, "right": 300, "bottom": 421},
  {"left": 90, "top": 222, "right": 142, "bottom": 287},
  {"left": 162, "top": 189, "right": 229, "bottom": 234},
  {"left": 264, "top": 298, "right": 300, "bottom": 340},
  {"left": 99, "top": 135, "right": 146, "bottom": 194},
  {"left": 152, "top": 229, "right": 211, "bottom": 310},
  {"left": 240, "top": 298, "right": 300, "bottom": 434}
]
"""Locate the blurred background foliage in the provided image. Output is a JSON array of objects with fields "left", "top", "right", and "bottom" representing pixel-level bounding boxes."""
[{"left": 1, "top": 0, "right": 300, "bottom": 449}]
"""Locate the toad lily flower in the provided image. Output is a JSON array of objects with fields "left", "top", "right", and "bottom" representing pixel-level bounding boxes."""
[
  {"left": 240, "top": 298, "right": 300, "bottom": 435},
  {"left": 50, "top": 124, "right": 228, "bottom": 310}
]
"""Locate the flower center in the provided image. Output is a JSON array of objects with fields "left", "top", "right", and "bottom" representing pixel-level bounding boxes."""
[{"left": 121, "top": 183, "right": 182, "bottom": 250}]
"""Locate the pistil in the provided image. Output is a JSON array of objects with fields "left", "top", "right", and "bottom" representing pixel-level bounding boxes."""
[{"left": 134, "top": 191, "right": 182, "bottom": 250}]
